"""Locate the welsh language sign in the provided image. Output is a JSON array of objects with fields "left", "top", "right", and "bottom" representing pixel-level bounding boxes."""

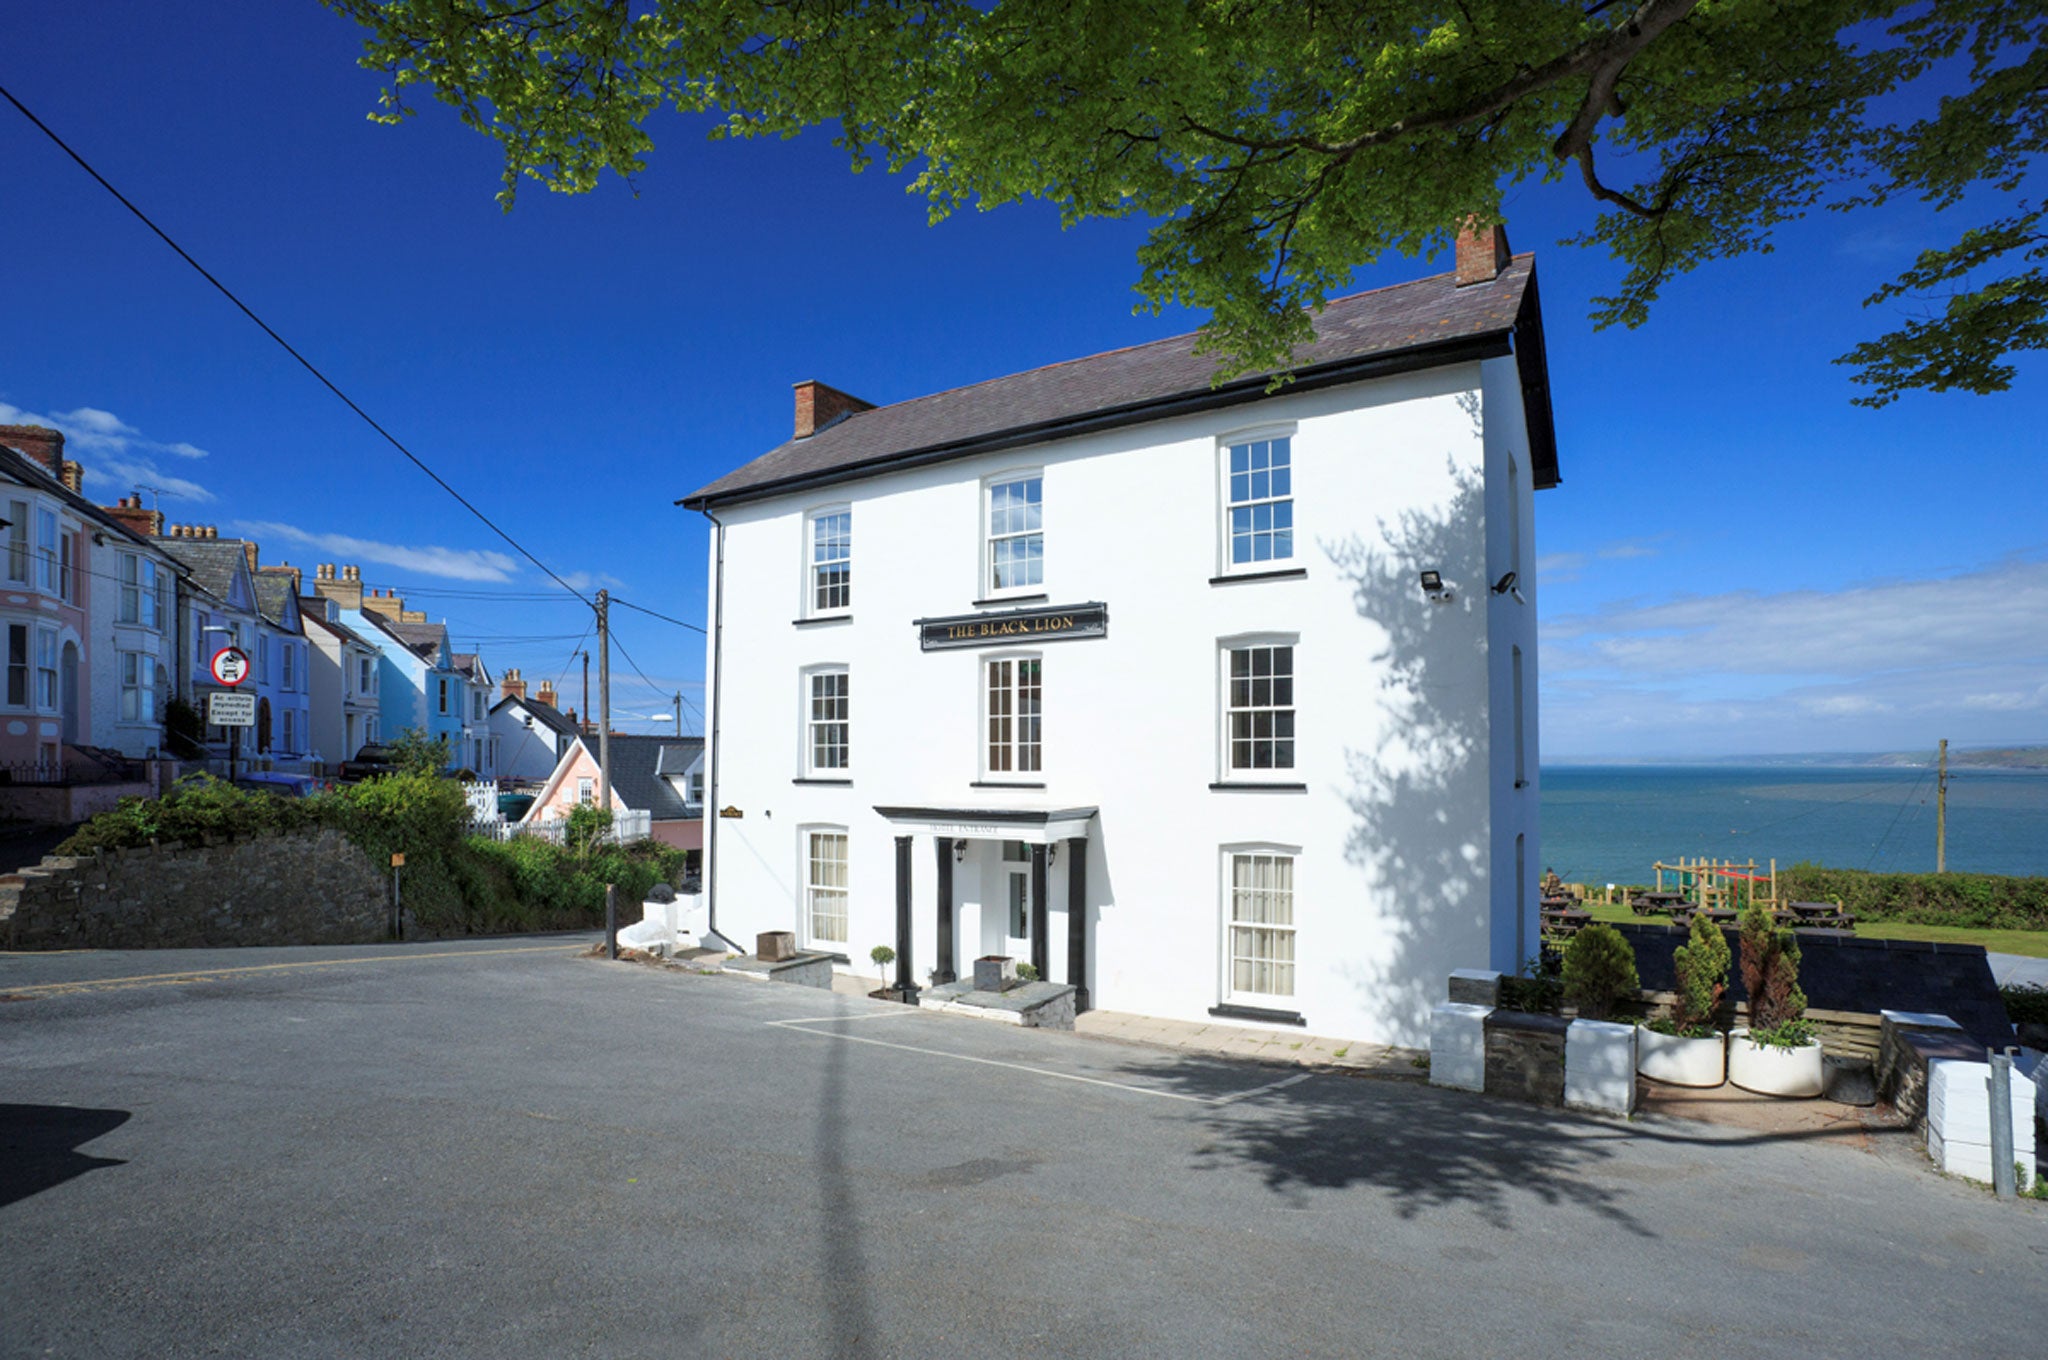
[
  {"left": 206, "top": 690, "right": 257, "bottom": 728},
  {"left": 915, "top": 602, "right": 1108, "bottom": 652}
]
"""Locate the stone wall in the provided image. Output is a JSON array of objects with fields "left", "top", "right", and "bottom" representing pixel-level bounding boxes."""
[{"left": 0, "top": 828, "right": 389, "bottom": 950}]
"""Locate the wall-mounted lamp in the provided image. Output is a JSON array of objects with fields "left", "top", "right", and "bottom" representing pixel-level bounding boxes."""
[
  {"left": 1419, "top": 569, "right": 1454, "bottom": 603},
  {"left": 953, "top": 838, "right": 967, "bottom": 862},
  {"left": 1047, "top": 843, "right": 1058, "bottom": 867},
  {"left": 1490, "top": 570, "right": 1526, "bottom": 604}
]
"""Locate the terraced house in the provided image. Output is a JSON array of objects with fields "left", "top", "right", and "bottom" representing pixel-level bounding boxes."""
[{"left": 684, "top": 225, "right": 1559, "bottom": 1047}]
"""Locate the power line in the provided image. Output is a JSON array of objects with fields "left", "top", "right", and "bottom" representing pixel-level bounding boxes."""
[
  {"left": 610, "top": 596, "right": 705, "bottom": 634},
  {"left": 609, "top": 627, "right": 704, "bottom": 734},
  {"left": 0, "top": 81, "right": 592, "bottom": 609}
]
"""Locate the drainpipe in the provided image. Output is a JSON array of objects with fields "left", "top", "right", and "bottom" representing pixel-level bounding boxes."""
[{"left": 701, "top": 505, "right": 729, "bottom": 950}]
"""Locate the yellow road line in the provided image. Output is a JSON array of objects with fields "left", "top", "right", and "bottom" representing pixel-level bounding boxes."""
[{"left": 0, "top": 942, "right": 582, "bottom": 998}]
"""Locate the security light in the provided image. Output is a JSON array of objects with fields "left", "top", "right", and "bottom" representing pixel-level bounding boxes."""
[{"left": 1419, "top": 569, "right": 1453, "bottom": 602}]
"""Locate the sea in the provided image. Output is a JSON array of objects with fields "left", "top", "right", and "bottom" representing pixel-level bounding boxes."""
[{"left": 1540, "top": 765, "right": 2048, "bottom": 887}]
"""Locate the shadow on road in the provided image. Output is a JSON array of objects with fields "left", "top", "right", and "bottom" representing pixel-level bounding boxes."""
[
  {"left": 816, "top": 1007, "right": 877, "bottom": 1357},
  {"left": 0, "top": 1104, "right": 130, "bottom": 1208}
]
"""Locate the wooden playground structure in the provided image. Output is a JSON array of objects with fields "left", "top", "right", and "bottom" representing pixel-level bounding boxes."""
[{"left": 1646, "top": 856, "right": 1782, "bottom": 914}]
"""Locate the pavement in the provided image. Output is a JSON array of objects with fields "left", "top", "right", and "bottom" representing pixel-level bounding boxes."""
[
  {"left": 1989, "top": 951, "right": 2048, "bottom": 988},
  {"left": 5, "top": 936, "right": 2046, "bottom": 1360}
]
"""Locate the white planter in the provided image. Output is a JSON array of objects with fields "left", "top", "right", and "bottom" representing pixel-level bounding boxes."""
[
  {"left": 1565, "top": 1019, "right": 1638, "bottom": 1115},
  {"left": 1727, "top": 1028, "right": 1825, "bottom": 1098},
  {"left": 1637, "top": 1026, "right": 1727, "bottom": 1087}
]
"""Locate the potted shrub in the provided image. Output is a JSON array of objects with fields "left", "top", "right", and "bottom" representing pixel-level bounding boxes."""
[
  {"left": 1560, "top": 924, "right": 1642, "bottom": 1115},
  {"left": 1727, "top": 899, "right": 1824, "bottom": 1097},
  {"left": 1639, "top": 911, "right": 1730, "bottom": 1087}
]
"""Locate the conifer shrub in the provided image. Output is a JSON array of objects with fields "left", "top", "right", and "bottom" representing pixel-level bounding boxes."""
[
  {"left": 1649, "top": 911, "right": 1730, "bottom": 1038},
  {"left": 1560, "top": 922, "right": 1641, "bottom": 1022},
  {"left": 1739, "top": 898, "right": 1812, "bottom": 1048}
]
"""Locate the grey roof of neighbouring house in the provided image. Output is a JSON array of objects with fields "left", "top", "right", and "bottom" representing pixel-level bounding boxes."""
[
  {"left": 384, "top": 620, "right": 448, "bottom": 667},
  {"left": 682, "top": 256, "right": 1557, "bottom": 509},
  {"left": 157, "top": 537, "right": 253, "bottom": 607},
  {"left": 300, "top": 598, "right": 381, "bottom": 652},
  {"left": 579, "top": 732, "right": 703, "bottom": 821},
  {"left": 492, "top": 694, "right": 582, "bottom": 741},
  {"left": 252, "top": 575, "right": 302, "bottom": 632}
]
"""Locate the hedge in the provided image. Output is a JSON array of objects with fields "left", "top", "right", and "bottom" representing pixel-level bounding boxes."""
[
  {"left": 56, "top": 773, "right": 687, "bottom": 936},
  {"left": 1778, "top": 863, "right": 2048, "bottom": 932}
]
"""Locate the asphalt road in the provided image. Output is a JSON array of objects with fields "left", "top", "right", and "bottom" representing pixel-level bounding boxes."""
[{"left": 2, "top": 937, "right": 2042, "bottom": 1359}]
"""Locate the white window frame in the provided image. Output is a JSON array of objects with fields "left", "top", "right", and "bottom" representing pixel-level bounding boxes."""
[
  {"left": 800, "top": 825, "right": 850, "bottom": 949},
  {"left": 804, "top": 504, "right": 853, "bottom": 617},
  {"left": 1218, "top": 427, "right": 1296, "bottom": 573},
  {"left": 437, "top": 677, "right": 450, "bottom": 714},
  {"left": 119, "top": 650, "right": 156, "bottom": 723},
  {"left": 1220, "top": 634, "right": 1299, "bottom": 780},
  {"left": 4, "top": 623, "right": 26, "bottom": 708},
  {"left": 282, "top": 641, "right": 295, "bottom": 692},
  {"left": 1221, "top": 845, "right": 1300, "bottom": 1004},
  {"left": 800, "top": 664, "right": 850, "bottom": 777},
  {"left": 981, "top": 650, "right": 1043, "bottom": 780},
  {"left": 981, "top": 469, "right": 1044, "bottom": 598},
  {"left": 5, "top": 500, "right": 26, "bottom": 585},
  {"left": 576, "top": 777, "right": 595, "bottom": 806},
  {"left": 34, "top": 508, "right": 57, "bottom": 594},
  {"left": 35, "top": 627, "right": 57, "bottom": 712},
  {"left": 59, "top": 529, "right": 75, "bottom": 605}
]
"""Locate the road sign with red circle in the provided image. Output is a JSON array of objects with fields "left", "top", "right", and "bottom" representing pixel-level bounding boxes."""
[{"left": 210, "top": 646, "right": 251, "bottom": 687}]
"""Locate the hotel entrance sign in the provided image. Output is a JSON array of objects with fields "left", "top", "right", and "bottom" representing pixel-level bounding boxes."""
[{"left": 915, "top": 602, "right": 1107, "bottom": 652}]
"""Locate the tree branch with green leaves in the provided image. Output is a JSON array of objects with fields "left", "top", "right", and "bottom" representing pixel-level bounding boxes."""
[{"left": 324, "top": 0, "right": 2048, "bottom": 397}]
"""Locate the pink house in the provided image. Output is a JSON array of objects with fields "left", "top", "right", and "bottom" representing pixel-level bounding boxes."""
[{"left": 523, "top": 732, "right": 704, "bottom": 863}]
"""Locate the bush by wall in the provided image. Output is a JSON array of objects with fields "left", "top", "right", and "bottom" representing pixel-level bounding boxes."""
[
  {"left": 1779, "top": 863, "right": 2048, "bottom": 931},
  {"left": 54, "top": 774, "right": 687, "bottom": 938}
]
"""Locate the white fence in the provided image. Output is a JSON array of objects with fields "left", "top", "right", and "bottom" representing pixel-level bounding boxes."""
[{"left": 464, "top": 799, "right": 651, "bottom": 846}]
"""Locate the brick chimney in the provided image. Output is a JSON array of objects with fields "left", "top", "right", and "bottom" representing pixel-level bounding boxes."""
[
  {"left": 241, "top": 540, "right": 259, "bottom": 574},
  {"left": 0, "top": 424, "right": 64, "bottom": 474},
  {"left": 534, "top": 680, "right": 558, "bottom": 710},
  {"left": 1454, "top": 219, "right": 1511, "bottom": 287},
  {"left": 59, "top": 461, "right": 84, "bottom": 493},
  {"left": 360, "top": 587, "right": 406, "bottom": 622},
  {"left": 501, "top": 667, "right": 528, "bottom": 703},
  {"left": 311, "top": 563, "right": 364, "bottom": 611},
  {"left": 103, "top": 494, "right": 162, "bottom": 539},
  {"left": 792, "top": 380, "right": 874, "bottom": 440}
]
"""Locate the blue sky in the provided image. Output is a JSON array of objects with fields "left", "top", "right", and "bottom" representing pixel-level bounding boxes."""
[{"left": 3, "top": 2, "right": 2042, "bottom": 758}]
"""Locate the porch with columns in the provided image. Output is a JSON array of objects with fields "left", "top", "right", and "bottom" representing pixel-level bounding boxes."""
[{"left": 873, "top": 805, "right": 1097, "bottom": 1012}]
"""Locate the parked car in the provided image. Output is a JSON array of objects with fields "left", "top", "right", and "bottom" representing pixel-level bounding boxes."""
[
  {"left": 338, "top": 743, "right": 399, "bottom": 783},
  {"left": 233, "top": 772, "right": 325, "bottom": 799}
]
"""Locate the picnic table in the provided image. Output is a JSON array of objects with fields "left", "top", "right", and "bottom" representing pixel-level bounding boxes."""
[
  {"left": 1670, "top": 906, "right": 1737, "bottom": 928},
  {"left": 1540, "top": 906, "right": 1592, "bottom": 938},
  {"left": 1637, "top": 889, "right": 1688, "bottom": 913}
]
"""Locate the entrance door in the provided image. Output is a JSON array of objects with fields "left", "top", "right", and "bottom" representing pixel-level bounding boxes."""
[
  {"left": 59, "top": 642, "right": 78, "bottom": 745},
  {"left": 1001, "top": 840, "right": 1032, "bottom": 960}
]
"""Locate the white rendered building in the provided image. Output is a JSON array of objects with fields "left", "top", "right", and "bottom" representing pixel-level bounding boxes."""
[{"left": 682, "top": 227, "right": 1558, "bottom": 1047}]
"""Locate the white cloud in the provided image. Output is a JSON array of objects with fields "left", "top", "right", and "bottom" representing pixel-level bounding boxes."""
[
  {"left": 561, "top": 570, "right": 626, "bottom": 592},
  {"left": 232, "top": 520, "right": 519, "bottom": 583},
  {"left": 0, "top": 401, "right": 216, "bottom": 502},
  {"left": 1540, "top": 555, "right": 2048, "bottom": 755}
]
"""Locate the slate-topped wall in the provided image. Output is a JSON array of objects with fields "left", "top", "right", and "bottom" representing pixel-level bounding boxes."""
[
  {"left": 0, "top": 829, "right": 388, "bottom": 950},
  {"left": 1616, "top": 922, "right": 2009, "bottom": 1050}
]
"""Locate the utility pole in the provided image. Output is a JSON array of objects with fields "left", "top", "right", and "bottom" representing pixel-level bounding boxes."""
[
  {"left": 1936, "top": 738, "right": 1949, "bottom": 874},
  {"left": 673, "top": 691, "right": 682, "bottom": 738},
  {"left": 581, "top": 650, "right": 591, "bottom": 734},
  {"left": 596, "top": 591, "right": 612, "bottom": 834}
]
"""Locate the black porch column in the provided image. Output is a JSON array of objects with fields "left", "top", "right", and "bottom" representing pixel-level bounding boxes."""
[
  {"left": 1030, "top": 843, "right": 1049, "bottom": 980},
  {"left": 893, "top": 835, "right": 917, "bottom": 1001},
  {"left": 1065, "top": 836, "right": 1089, "bottom": 1013},
  {"left": 933, "top": 837, "right": 956, "bottom": 985}
]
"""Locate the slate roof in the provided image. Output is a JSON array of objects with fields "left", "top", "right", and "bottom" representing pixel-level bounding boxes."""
[
  {"left": 157, "top": 537, "right": 252, "bottom": 607},
  {"left": 252, "top": 575, "right": 302, "bottom": 632},
  {"left": 683, "top": 256, "right": 1557, "bottom": 508},
  {"left": 451, "top": 652, "right": 482, "bottom": 680},
  {"left": 492, "top": 694, "right": 581, "bottom": 741},
  {"left": 581, "top": 732, "right": 703, "bottom": 822},
  {"left": 383, "top": 620, "right": 448, "bottom": 666}
]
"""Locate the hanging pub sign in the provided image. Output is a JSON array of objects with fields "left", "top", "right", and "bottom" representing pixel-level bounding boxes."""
[{"left": 915, "top": 602, "right": 1108, "bottom": 652}]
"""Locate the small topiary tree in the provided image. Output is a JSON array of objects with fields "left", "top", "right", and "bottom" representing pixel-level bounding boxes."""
[
  {"left": 1667, "top": 910, "right": 1731, "bottom": 1037},
  {"left": 1560, "top": 922, "right": 1640, "bottom": 1022},
  {"left": 1739, "top": 898, "right": 1810, "bottom": 1046},
  {"left": 870, "top": 944, "right": 895, "bottom": 985}
]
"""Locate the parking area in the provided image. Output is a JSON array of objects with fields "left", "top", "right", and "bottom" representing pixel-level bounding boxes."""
[{"left": 3, "top": 937, "right": 2043, "bottom": 1359}]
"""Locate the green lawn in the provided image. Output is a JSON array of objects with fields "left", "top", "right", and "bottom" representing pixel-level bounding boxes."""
[{"left": 1575, "top": 898, "right": 2048, "bottom": 959}]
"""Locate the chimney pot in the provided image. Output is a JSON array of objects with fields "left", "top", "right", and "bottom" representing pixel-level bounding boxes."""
[
  {"left": 1454, "top": 218, "right": 1511, "bottom": 287},
  {"left": 792, "top": 380, "right": 875, "bottom": 440}
]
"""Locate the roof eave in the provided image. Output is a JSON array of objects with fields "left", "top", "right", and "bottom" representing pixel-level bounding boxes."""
[{"left": 679, "top": 331, "right": 1513, "bottom": 511}]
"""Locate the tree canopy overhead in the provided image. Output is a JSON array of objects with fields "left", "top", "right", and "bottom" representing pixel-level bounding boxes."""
[{"left": 325, "top": 0, "right": 2046, "bottom": 403}]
